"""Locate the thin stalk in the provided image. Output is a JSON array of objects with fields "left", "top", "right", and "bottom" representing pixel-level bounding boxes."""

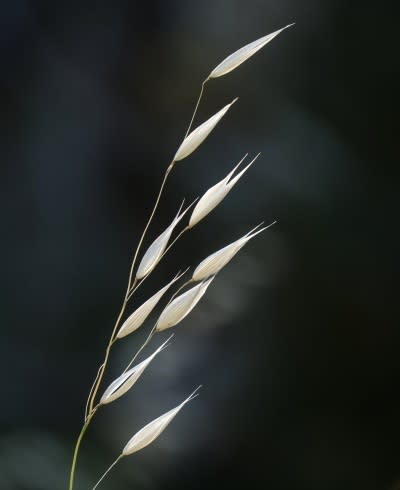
[
  {"left": 125, "top": 223, "right": 190, "bottom": 302},
  {"left": 184, "top": 78, "right": 209, "bottom": 138},
  {"left": 163, "top": 226, "right": 189, "bottom": 257},
  {"left": 87, "top": 298, "right": 129, "bottom": 415},
  {"left": 121, "top": 276, "right": 193, "bottom": 376},
  {"left": 122, "top": 325, "right": 157, "bottom": 374},
  {"left": 87, "top": 162, "right": 174, "bottom": 415},
  {"left": 69, "top": 406, "right": 99, "bottom": 490},
  {"left": 72, "top": 77, "right": 210, "bottom": 489},
  {"left": 85, "top": 363, "right": 104, "bottom": 420},
  {"left": 86, "top": 76, "right": 208, "bottom": 413},
  {"left": 166, "top": 278, "right": 194, "bottom": 305},
  {"left": 92, "top": 454, "right": 123, "bottom": 490},
  {"left": 125, "top": 162, "right": 174, "bottom": 295}
]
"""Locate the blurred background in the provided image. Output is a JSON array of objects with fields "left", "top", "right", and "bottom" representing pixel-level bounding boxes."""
[{"left": 1, "top": 1, "right": 398, "bottom": 489}]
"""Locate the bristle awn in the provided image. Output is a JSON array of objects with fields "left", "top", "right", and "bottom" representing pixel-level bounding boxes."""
[
  {"left": 92, "top": 455, "right": 123, "bottom": 490},
  {"left": 226, "top": 153, "right": 260, "bottom": 188},
  {"left": 189, "top": 153, "right": 259, "bottom": 228}
]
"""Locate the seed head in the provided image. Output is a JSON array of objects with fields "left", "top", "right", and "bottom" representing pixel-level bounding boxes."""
[
  {"left": 209, "top": 24, "right": 295, "bottom": 79},
  {"left": 100, "top": 336, "right": 173, "bottom": 405},
  {"left": 189, "top": 153, "right": 259, "bottom": 228},
  {"left": 192, "top": 221, "right": 276, "bottom": 281},
  {"left": 156, "top": 277, "right": 214, "bottom": 332},
  {"left": 173, "top": 99, "right": 238, "bottom": 162},
  {"left": 136, "top": 201, "right": 193, "bottom": 279},
  {"left": 122, "top": 386, "right": 201, "bottom": 455},
  {"left": 117, "top": 271, "right": 187, "bottom": 339}
]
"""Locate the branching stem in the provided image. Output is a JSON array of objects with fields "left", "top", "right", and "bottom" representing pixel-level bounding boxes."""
[{"left": 70, "top": 77, "right": 210, "bottom": 490}]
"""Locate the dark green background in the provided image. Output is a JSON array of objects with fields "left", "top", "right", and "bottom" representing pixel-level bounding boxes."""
[{"left": 1, "top": 1, "right": 398, "bottom": 489}]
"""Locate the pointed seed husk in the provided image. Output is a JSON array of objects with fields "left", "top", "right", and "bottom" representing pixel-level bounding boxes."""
[
  {"left": 192, "top": 222, "right": 275, "bottom": 281},
  {"left": 136, "top": 201, "right": 192, "bottom": 279},
  {"left": 156, "top": 277, "right": 214, "bottom": 332},
  {"left": 209, "top": 24, "right": 295, "bottom": 79},
  {"left": 122, "top": 386, "right": 201, "bottom": 455},
  {"left": 117, "top": 272, "right": 185, "bottom": 339},
  {"left": 173, "top": 99, "right": 238, "bottom": 162},
  {"left": 100, "top": 336, "right": 173, "bottom": 405},
  {"left": 188, "top": 153, "right": 259, "bottom": 228}
]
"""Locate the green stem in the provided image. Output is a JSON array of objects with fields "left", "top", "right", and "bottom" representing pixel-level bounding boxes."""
[{"left": 69, "top": 407, "right": 98, "bottom": 490}]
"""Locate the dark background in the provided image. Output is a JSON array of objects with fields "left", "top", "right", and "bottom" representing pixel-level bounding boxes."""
[{"left": 1, "top": 1, "right": 398, "bottom": 489}]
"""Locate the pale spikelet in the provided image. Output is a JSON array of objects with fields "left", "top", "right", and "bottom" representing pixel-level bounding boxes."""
[
  {"left": 192, "top": 221, "right": 276, "bottom": 281},
  {"left": 156, "top": 277, "right": 214, "bottom": 332},
  {"left": 189, "top": 153, "right": 259, "bottom": 228},
  {"left": 117, "top": 271, "right": 186, "bottom": 339},
  {"left": 122, "top": 386, "right": 201, "bottom": 455},
  {"left": 100, "top": 336, "right": 173, "bottom": 406},
  {"left": 136, "top": 201, "right": 193, "bottom": 279},
  {"left": 209, "top": 24, "right": 295, "bottom": 79},
  {"left": 173, "top": 99, "right": 238, "bottom": 162}
]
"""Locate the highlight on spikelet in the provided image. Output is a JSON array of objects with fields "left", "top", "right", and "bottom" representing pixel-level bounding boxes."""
[
  {"left": 122, "top": 386, "right": 201, "bottom": 455},
  {"left": 209, "top": 24, "right": 295, "bottom": 78},
  {"left": 173, "top": 99, "right": 238, "bottom": 162},
  {"left": 189, "top": 153, "right": 259, "bottom": 228},
  {"left": 192, "top": 221, "right": 276, "bottom": 281},
  {"left": 156, "top": 277, "right": 214, "bottom": 332},
  {"left": 117, "top": 271, "right": 186, "bottom": 339},
  {"left": 100, "top": 336, "right": 173, "bottom": 405},
  {"left": 136, "top": 200, "right": 194, "bottom": 279}
]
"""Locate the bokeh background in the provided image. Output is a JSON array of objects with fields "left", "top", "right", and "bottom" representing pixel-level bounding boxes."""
[{"left": 1, "top": 1, "right": 398, "bottom": 489}]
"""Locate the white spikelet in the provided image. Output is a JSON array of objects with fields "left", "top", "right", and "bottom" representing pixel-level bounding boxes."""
[
  {"left": 117, "top": 271, "right": 187, "bottom": 339},
  {"left": 189, "top": 153, "right": 259, "bottom": 228},
  {"left": 173, "top": 99, "right": 238, "bottom": 162},
  {"left": 209, "top": 24, "right": 295, "bottom": 79},
  {"left": 192, "top": 221, "right": 276, "bottom": 281},
  {"left": 122, "top": 386, "right": 201, "bottom": 455},
  {"left": 100, "top": 336, "right": 173, "bottom": 406},
  {"left": 136, "top": 201, "right": 192, "bottom": 280},
  {"left": 156, "top": 277, "right": 214, "bottom": 332}
]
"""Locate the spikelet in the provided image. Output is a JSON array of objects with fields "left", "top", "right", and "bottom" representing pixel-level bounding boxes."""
[
  {"left": 117, "top": 271, "right": 186, "bottom": 339},
  {"left": 122, "top": 386, "right": 201, "bottom": 455},
  {"left": 192, "top": 222, "right": 275, "bottom": 282},
  {"left": 136, "top": 201, "right": 192, "bottom": 279},
  {"left": 209, "top": 24, "right": 295, "bottom": 79},
  {"left": 189, "top": 153, "right": 259, "bottom": 228},
  {"left": 100, "top": 336, "right": 173, "bottom": 406},
  {"left": 156, "top": 277, "right": 214, "bottom": 332},
  {"left": 173, "top": 99, "right": 238, "bottom": 162}
]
